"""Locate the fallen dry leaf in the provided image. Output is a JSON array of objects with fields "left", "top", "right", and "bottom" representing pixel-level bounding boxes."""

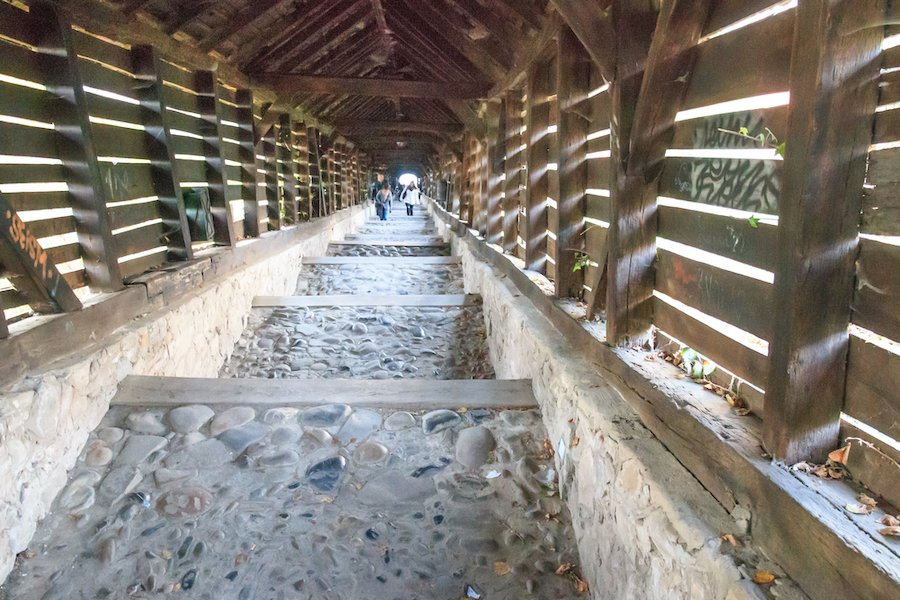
[
  {"left": 720, "top": 533, "right": 740, "bottom": 547},
  {"left": 493, "top": 561, "right": 510, "bottom": 576},
  {"left": 791, "top": 461, "right": 815, "bottom": 473},
  {"left": 644, "top": 354, "right": 656, "bottom": 362},
  {"left": 575, "top": 576, "right": 589, "bottom": 593},
  {"left": 753, "top": 570, "right": 776, "bottom": 585},
  {"left": 456, "top": 407, "right": 468, "bottom": 413},
  {"left": 571, "top": 435, "right": 580, "bottom": 447},
  {"left": 845, "top": 502, "right": 873, "bottom": 515},
  {"left": 878, "top": 515, "right": 900, "bottom": 527},
  {"left": 879, "top": 526, "right": 900, "bottom": 537},
  {"left": 675, "top": 373, "right": 686, "bottom": 380},
  {"left": 828, "top": 445, "right": 850, "bottom": 466},
  {"left": 555, "top": 563, "right": 575, "bottom": 576},
  {"left": 858, "top": 494, "right": 878, "bottom": 509},
  {"left": 734, "top": 407, "right": 751, "bottom": 417}
]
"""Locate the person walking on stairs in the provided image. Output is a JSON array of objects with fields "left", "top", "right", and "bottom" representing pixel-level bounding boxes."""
[
  {"left": 374, "top": 181, "right": 392, "bottom": 221},
  {"left": 401, "top": 181, "right": 420, "bottom": 216}
]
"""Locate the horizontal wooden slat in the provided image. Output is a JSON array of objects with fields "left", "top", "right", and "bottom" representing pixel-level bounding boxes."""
[
  {"left": 108, "top": 200, "right": 163, "bottom": 231},
  {"left": 172, "top": 134, "right": 207, "bottom": 158},
  {"left": 652, "top": 296, "right": 768, "bottom": 387},
  {"left": 863, "top": 148, "right": 900, "bottom": 235},
  {"left": 162, "top": 87, "right": 203, "bottom": 115},
  {"left": 682, "top": 9, "right": 794, "bottom": 111},
  {"left": 670, "top": 107, "right": 789, "bottom": 150},
  {"left": 0, "top": 287, "right": 29, "bottom": 311},
  {"left": 71, "top": 28, "right": 133, "bottom": 73},
  {"left": 852, "top": 238, "right": 900, "bottom": 341},
  {"left": 0, "top": 122, "right": 58, "bottom": 157},
  {"left": 658, "top": 156, "right": 782, "bottom": 215},
  {"left": 85, "top": 93, "right": 144, "bottom": 124},
  {"left": 0, "top": 41, "right": 46, "bottom": 90},
  {"left": 658, "top": 205, "right": 777, "bottom": 270},
  {"left": 0, "top": 163, "right": 66, "bottom": 184},
  {"left": 0, "top": 80, "right": 52, "bottom": 124},
  {"left": 0, "top": 2, "right": 35, "bottom": 46},
  {"left": 656, "top": 249, "right": 774, "bottom": 341},
  {"left": 841, "top": 420, "right": 900, "bottom": 509},
  {"left": 4, "top": 191, "right": 71, "bottom": 211},
  {"left": 90, "top": 124, "right": 149, "bottom": 157},
  {"left": 844, "top": 335, "right": 900, "bottom": 440},
  {"left": 587, "top": 158, "right": 610, "bottom": 189},
  {"left": 113, "top": 219, "right": 168, "bottom": 256},
  {"left": 45, "top": 243, "right": 82, "bottom": 266},
  {"left": 174, "top": 158, "right": 206, "bottom": 182},
  {"left": 76, "top": 58, "right": 138, "bottom": 101},
  {"left": 874, "top": 105, "right": 900, "bottom": 145},
  {"left": 62, "top": 269, "right": 86, "bottom": 289},
  {"left": 25, "top": 216, "right": 77, "bottom": 239},
  {"left": 99, "top": 162, "right": 155, "bottom": 204},
  {"left": 165, "top": 108, "right": 204, "bottom": 136},
  {"left": 119, "top": 248, "right": 168, "bottom": 279},
  {"left": 157, "top": 59, "right": 197, "bottom": 93},
  {"left": 217, "top": 103, "right": 239, "bottom": 124}
]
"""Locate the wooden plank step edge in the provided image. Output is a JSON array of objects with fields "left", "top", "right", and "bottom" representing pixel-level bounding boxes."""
[
  {"left": 302, "top": 256, "right": 461, "bottom": 265},
  {"left": 112, "top": 375, "right": 537, "bottom": 408},
  {"left": 252, "top": 294, "right": 478, "bottom": 307}
]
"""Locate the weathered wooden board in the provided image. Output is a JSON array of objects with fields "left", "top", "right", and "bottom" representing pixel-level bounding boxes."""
[
  {"left": 844, "top": 334, "right": 899, "bottom": 440},
  {"left": 842, "top": 419, "right": 900, "bottom": 510},
  {"left": 863, "top": 147, "right": 900, "bottom": 235},
  {"left": 652, "top": 297, "right": 768, "bottom": 388},
  {"left": 0, "top": 78, "right": 53, "bottom": 124},
  {"left": 681, "top": 9, "right": 794, "bottom": 111},
  {"left": 657, "top": 205, "right": 777, "bottom": 271},
  {"left": 658, "top": 156, "right": 782, "bottom": 215},
  {"left": 669, "top": 107, "right": 789, "bottom": 151},
  {"left": 852, "top": 237, "right": 900, "bottom": 341},
  {"left": 702, "top": 0, "right": 785, "bottom": 37},
  {"left": 252, "top": 294, "right": 477, "bottom": 308},
  {"left": 98, "top": 161, "right": 156, "bottom": 204},
  {"left": 656, "top": 249, "right": 774, "bottom": 341},
  {"left": 112, "top": 375, "right": 537, "bottom": 409}
]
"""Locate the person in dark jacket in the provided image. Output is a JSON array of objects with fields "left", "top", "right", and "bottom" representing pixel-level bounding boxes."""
[{"left": 374, "top": 180, "right": 392, "bottom": 221}]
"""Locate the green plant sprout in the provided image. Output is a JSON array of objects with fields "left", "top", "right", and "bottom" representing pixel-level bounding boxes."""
[{"left": 679, "top": 347, "right": 716, "bottom": 380}]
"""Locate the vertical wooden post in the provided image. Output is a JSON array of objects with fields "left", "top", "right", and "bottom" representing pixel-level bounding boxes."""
[
  {"left": 459, "top": 134, "right": 472, "bottom": 223},
  {"left": 555, "top": 26, "right": 591, "bottom": 298},
  {"left": 277, "top": 113, "right": 299, "bottom": 225},
  {"left": 233, "top": 88, "right": 260, "bottom": 237},
  {"left": 31, "top": 1, "right": 123, "bottom": 290},
  {"left": 486, "top": 101, "right": 505, "bottom": 246},
  {"left": 503, "top": 91, "right": 524, "bottom": 254},
  {"left": 195, "top": 70, "right": 237, "bottom": 245},
  {"left": 131, "top": 45, "right": 193, "bottom": 261},
  {"left": 0, "top": 303, "right": 8, "bottom": 339},
  {"left": 334, "top": 144, "right": 344, "bottom": 210},
  {"left": 765, "top": 0, "right": 885, "bottom": 462},
  {"left": 262, "top": 125, "right": 280, "bottom": 230},
  {"left": 524, "top": 60, "right": 551, "bottom": 272}
]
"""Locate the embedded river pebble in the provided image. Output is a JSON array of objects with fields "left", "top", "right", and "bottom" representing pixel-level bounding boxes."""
[{"left": 2, "top": 206, "right": 581, "bottom": 600}]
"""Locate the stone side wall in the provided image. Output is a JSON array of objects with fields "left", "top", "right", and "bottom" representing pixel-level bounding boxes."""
[
  {"left": 0, "top": 208, "right": 369, "bottom": 581},
  {"left": 429, "top": 209, "right": 767, "bottom": 600}
]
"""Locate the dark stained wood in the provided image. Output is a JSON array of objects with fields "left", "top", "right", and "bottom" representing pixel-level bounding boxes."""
[
  {"left": 657, "top": 206, "right": 778, "bottom": 271},
  {"left": 555, "top": 26, "right": 591, "bottom": 298},
  {"left": 550, "top": 0, "right": 616, "bottom": 83},
  {"left": 523, "top": 59, "right": 552, "bottom": 272},
  {"left": 502, "top": 91, "right": 524, "bottom": 255},
  {"left": 31, "top": 1, "right": 124, "bottom": 291},
  {"left": 241, "top": 96, "right": 264, "bottom": 237},
  {"left": 844, "top": 333, "right": 900, "bottom": 440},
  {"left": 853, "top": 237, "right": 900, "bottom": 341},
  {"left": 333, "top": 120, "right": 462, "bottom": 136},
  {"left": 656, "top": 249, "right": 773, "bottom": 341},
  {"left": 131, "top": 45, "right": 193, "bottom": 260},
  {"left": 842, "top": 419, "right": 900, "bottom": 509},
  {"left": 764, "top": 0, "right": 887, "bottom": 463},
  {"left": 197, "top": 0, "right": 288, "bottom": 52},
  {"left": 0, "top": 296, "right": 8, "bottom": 338},
  {"left": 863, "top": 148, "right": 900, "bottom": 235},
  {"left": 277, "top": 114, "right": 300, "bottom": 225},
  {"left": 604, "top": 0, "right": 659, "bottom": 344},
  {"left": 252, "top": 74, "right": 491, "bottom": 100},
  {"left": 0, "top": 194, "right": 83, "bottom": 313},
  {"left": 195, "top": 71, "right": 237, "bottom": 246}
]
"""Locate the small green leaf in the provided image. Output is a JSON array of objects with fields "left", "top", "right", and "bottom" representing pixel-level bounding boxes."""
[
  {"left": 680, "top": 347, "right": 698, "bottom": 362},
  {"left": 775, "top": 143, "right": 786, "bottom": 158},
  {"left": 739, "top": 127, "right": 750, "bottom": 136},
  {"left": 748, "top": 215, "right": 760, "bottom": 229}
]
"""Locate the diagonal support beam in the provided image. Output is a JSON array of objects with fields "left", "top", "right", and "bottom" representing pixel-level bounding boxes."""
[{"left": 550, "top": 0, "right": 616, "bottom": 82}]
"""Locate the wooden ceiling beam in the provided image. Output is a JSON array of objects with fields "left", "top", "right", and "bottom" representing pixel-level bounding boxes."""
[
  {"left": 492, "top": 0, "right": 545, "bottom": 30},
  {"left": 268, "top": 9, "right": 372, "bottom": 73},
  {"left": 196, "top": 0, "right": 288, "bottom": 52},
  {"left": 392, "top": 0, "right": 509, "bottom": 81},
  {"left": 550, "top": 0, "right": 616, "bottom": 82},
  {"left": 253, "top": 74, "right": 491, "bottom": 99},
  {"left": 332, "top": 120, "right": 463, "bottom": 135}
]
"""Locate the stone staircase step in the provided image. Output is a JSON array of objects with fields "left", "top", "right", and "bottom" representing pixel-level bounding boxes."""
[
  {"left": 329, "top": 240, "right": 447, "bottom": 247},
  {"left": 112, "top": 375, "right": 536, "bottom": 409},
  {"left": 252, "top": 293, "right": 478, "bottom": 308},
  {"left": 302, "top": 256, "right": 460, "bottom": 265}
]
